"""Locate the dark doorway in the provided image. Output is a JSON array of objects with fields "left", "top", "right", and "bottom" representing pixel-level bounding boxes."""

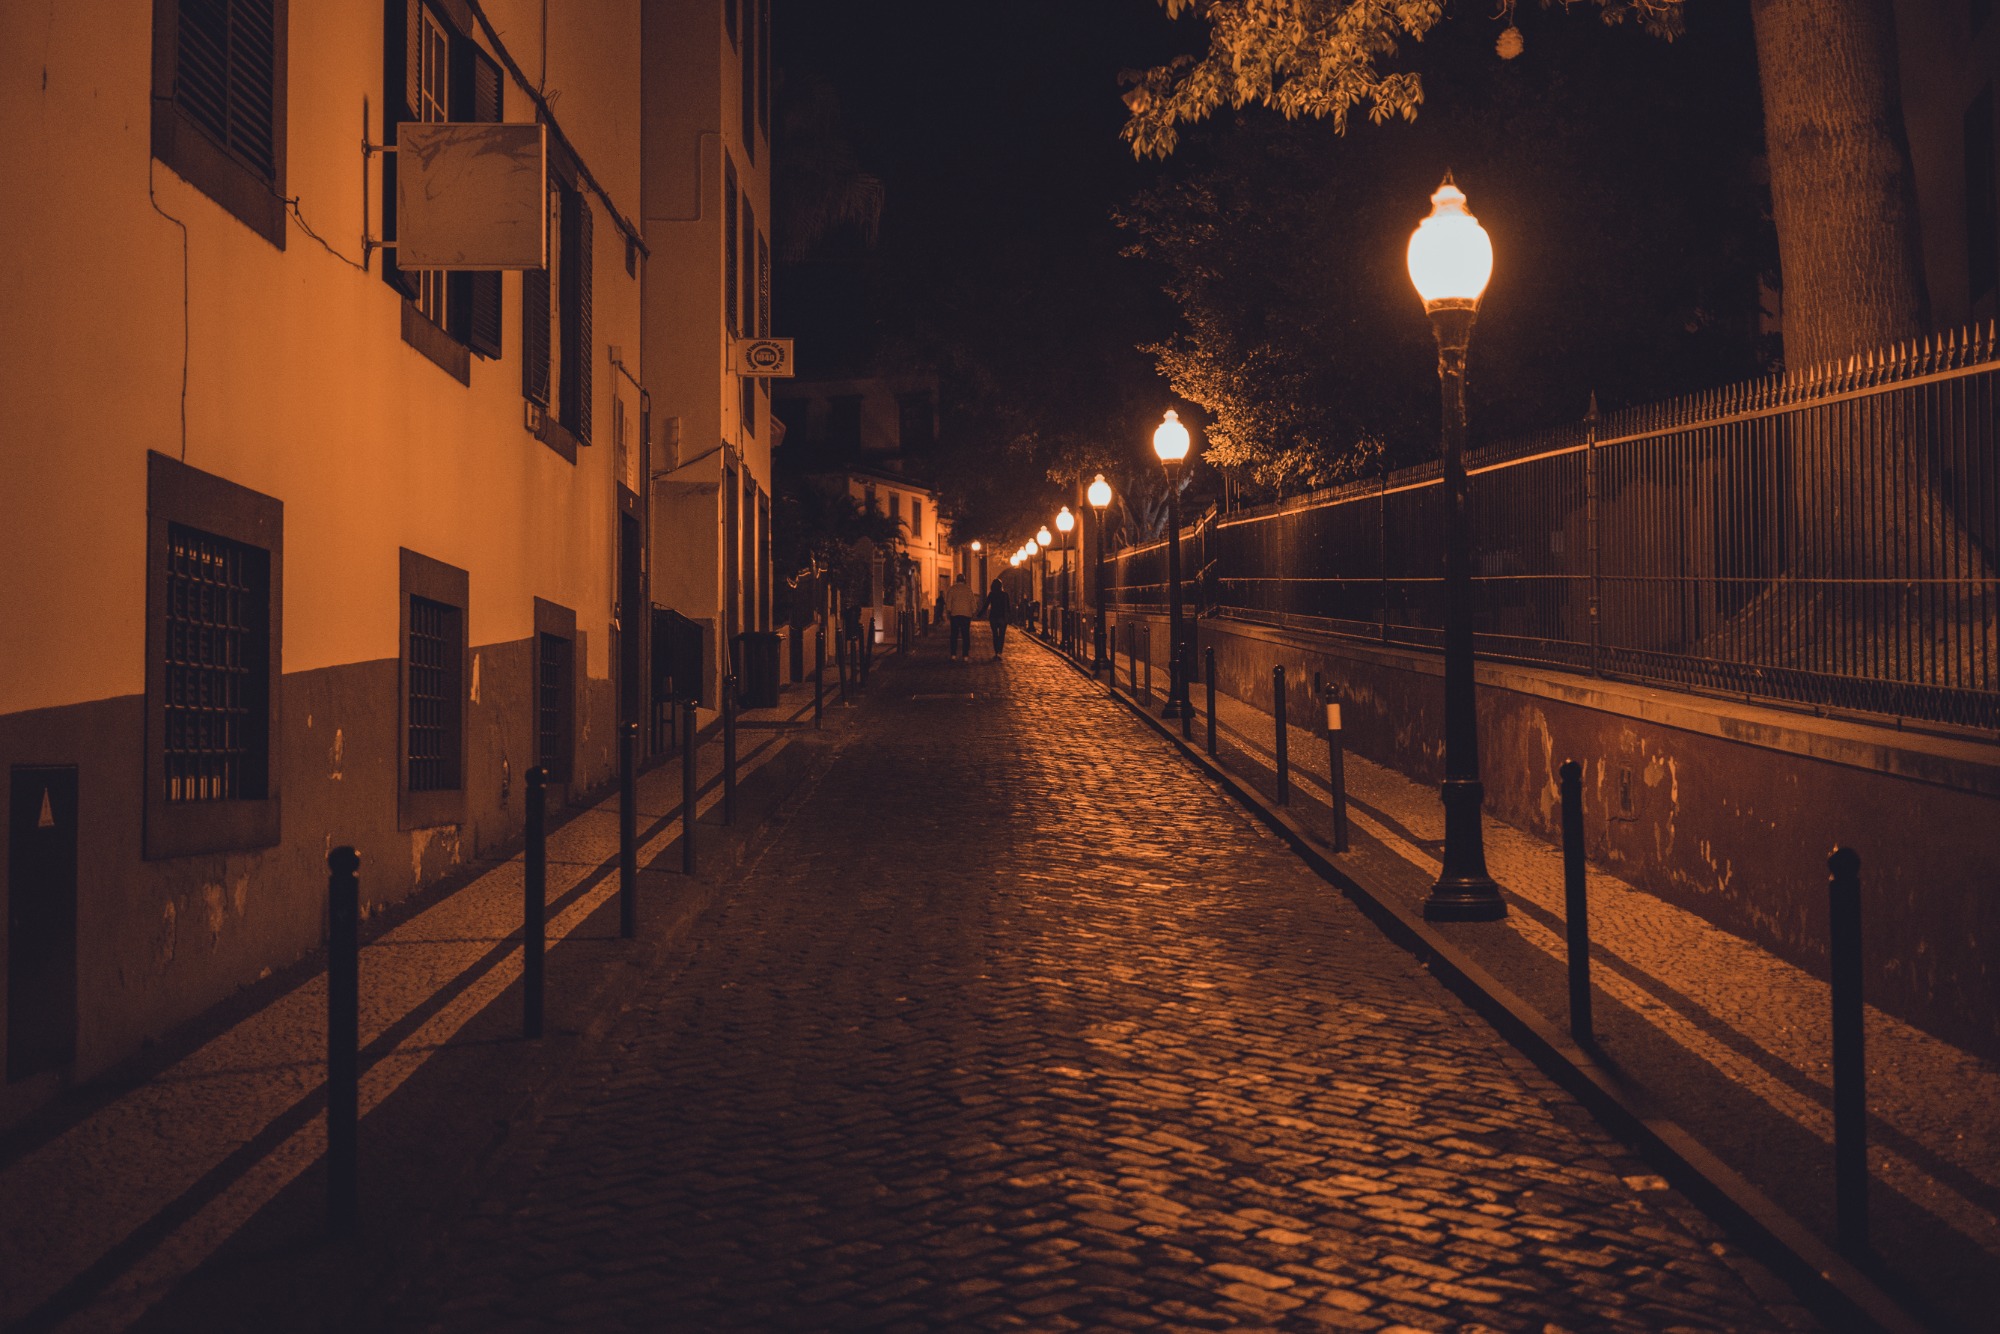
[{"left": 9, "top": 766, "right": 78, "bottom": 1082}]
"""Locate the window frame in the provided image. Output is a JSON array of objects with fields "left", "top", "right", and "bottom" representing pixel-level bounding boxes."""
[
  {"left": 150, "top": 0, "right": 290, "bottom": 249},
  {"left": 144, "top": 453, "right": 283, "bottom": 860},
  {"left": 399, "top": 549, "right": 469, "bottom": 829}
]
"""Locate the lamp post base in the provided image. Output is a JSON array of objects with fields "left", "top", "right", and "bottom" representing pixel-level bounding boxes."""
[
  {"left": 1161, "top": 698, "right": 1188, "bottom": 719},
  {"left": 1421, "top": 777, "right": 1507, "bottom": 921}
]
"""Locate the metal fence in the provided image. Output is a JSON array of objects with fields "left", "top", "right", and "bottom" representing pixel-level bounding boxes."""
[{"left": 1104, "top": 322, "right": 2000, "bottom": 731}]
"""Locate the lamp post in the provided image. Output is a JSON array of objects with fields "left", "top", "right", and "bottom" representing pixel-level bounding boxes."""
[
  {"left": 1087, "top": 474, "right": 1113, "bottom": 674},
  {"left": 1055, "top": 506, "right": 1076, "bottom": 652},
  {"left": 1407, "top": 176, "right": 1506, "bottom": 923},
  {"left": 1036, "top": 526, "right": 1054, "bottom": 637},
  {"left": 1152, "top": 410, "right": 1192, "bottom": 719}
]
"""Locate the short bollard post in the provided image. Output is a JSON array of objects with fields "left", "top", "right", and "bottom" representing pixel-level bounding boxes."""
[
  {"left": 1204, "top": 646, "right": 1218, "bottom": 756},
  {"left": 1559, "top": 760, "right": 1591, "bottom": 1044},
  {"left": 681, "top": 702, "right": 698, "bottom": 874},
  {"left": 1128, "top": 625, "right": 1139, "bottom": 695},
  {"left": 524, "top": 769, "right": 547, "bottom": 1038},
  {"left": 620, "top": 721, "right": 639, "bottom": 939},
  {"left": 722, "top": 674, "right": 738, "bottom": 826},
  {"left": 1829, "top": 846, "right": 1868, "bottom": 1254},
  {"left": 836, "top": 626, "right": 849, "bottom": 703},
  {"left": 1273, "top": 665, "right": 1290, "bottom": 806},
  {"left": 325, "top": 846, "right": 360, "bottom": 1234},
  {"left": 1181, "top": 640, "right": 1195, "bottom": 741},
  {"left": 1325, "top": 691, "right": 1349, "bottom": 853}
]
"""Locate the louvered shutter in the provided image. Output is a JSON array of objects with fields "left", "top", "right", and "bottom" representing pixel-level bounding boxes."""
[
  {"left": 463, "top": 42, "right": 504, "bottom": 359},
  {"left": 574, "top": 199, "right": 593, "bottom": 443},
  {"left": 522, "top": 232, "right": 550, "bottom": 405},
  {"left": 382, "top": 0, "right": 425, "bottom": 298}
]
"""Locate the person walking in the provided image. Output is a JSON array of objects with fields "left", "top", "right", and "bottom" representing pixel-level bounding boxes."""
[
  {"left": 943, "top": 573, "right": 978, "bottom": 661},
  {"left": 985, "top": 578, "right": 1013, "bottom": 659}
]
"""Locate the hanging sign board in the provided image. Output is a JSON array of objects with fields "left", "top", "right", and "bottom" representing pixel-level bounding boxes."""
[
  {"left": 731, "top": 339, "right": 795, "bottom": 377},
  {"left": 396, "top": 122, "right": 547, "bottom": 269}
]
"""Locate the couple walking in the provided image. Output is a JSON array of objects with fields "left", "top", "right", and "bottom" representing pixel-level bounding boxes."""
[{"left": 944, "top": 573, "right": 1011, "bottom": 661}]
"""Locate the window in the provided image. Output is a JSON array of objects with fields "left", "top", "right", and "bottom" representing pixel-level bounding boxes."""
[
  {"left": 384, "top": 0, "right": 505, "bottom": 382},
  {"left": 742, "top": 0, "right": 757, "bottom": 161},
  {"left": 724, "top": 159, "right": 740, "bottom": 337},
  {"left": 145, "top": 453, "right": 282, "bottom": 860},
  {"left": 758, "top": 0, "right": 771, "bottom": 140},
  {"left": 912, "top": 499, "right": 923, "bottom": 539},
  {"left": 1967, "top": 86, "right": 1997, "bottom": 307},
  {"left": 400, "top": 549, "right": 467, "bottom": 827},
  {"left": 523, "top": 167, "right": 593, "bottom": 459},
  {"left": 889, "top": 493, "right": 901, "bottom": 526},
  {"left": 534, "top": 600, "right": 576, "bottom": 784},
  {"left": 151, "top": 0, "right": 289, "bottom": 247}
]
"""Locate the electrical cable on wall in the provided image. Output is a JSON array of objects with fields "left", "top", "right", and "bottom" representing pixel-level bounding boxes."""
[{"left": 146, "top": 155, "right": 190, "bottom": 462}]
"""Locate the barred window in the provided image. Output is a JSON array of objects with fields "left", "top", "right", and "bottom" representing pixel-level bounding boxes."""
[
  {"left": 407, "top": 596, "right": 462, "bottom": 792},
  {"left": 538, "top": 632, "right": 573, "bottom": 780},
  {"left": 163, "top": 524, "right": 270, "bottom": 803}
]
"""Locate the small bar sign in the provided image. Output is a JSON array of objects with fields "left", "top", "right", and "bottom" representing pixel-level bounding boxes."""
[{"left": 731, "top": 339, "right": 795, "bottom": 377}]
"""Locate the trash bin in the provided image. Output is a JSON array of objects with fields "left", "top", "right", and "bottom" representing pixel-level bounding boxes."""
[{"left": 734, "top": 631, "right": 781, "bottom": 708}]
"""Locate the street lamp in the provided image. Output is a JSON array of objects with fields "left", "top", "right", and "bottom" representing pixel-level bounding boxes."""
[
  {"left": 1086, "top": 474, "right": 1113, "bottom": 674},
  {"left": 1056, "top": 508, "right": 1072, "bottom": 656},
  {"left": 1407, "top": 175, "right": 1505, "bottom": 923},
  {"left": 1036, "top": 526, "right": 1054, "bottom": 636},
  {"left": 1152, "top": 409, "right": 1192, "bottom": 719}
]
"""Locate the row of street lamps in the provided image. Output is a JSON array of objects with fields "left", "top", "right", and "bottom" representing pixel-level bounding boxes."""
[{"left": 981, "top": 179, "right": 1505, "bottom": 924}]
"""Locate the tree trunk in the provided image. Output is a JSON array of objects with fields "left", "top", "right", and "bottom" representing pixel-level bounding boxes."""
[{"left": 1750, "top": 0, "right": 1930, "bottom": 370}]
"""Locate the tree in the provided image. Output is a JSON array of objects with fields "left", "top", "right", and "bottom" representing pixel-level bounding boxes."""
[{"left": 1122, "top": 0, "right": 1922, "bottom": 381}]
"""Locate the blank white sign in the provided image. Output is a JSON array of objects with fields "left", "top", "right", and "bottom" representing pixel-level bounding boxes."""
[{"left": 396, "top": 122, "right": 547, "bottom": 270}]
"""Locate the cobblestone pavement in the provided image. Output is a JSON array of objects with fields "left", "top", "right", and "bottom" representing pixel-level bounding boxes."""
[{"left": 381, "top": 640, "right": 1812, "bottom": 1332}]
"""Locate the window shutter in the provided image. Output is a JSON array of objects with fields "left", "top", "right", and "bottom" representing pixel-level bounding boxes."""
[
  {"left": 462, "top": 40, "right": 504, "bottom": 358},
  {"left": 522, "top": 257, "right": 550, "bottom": 405},
  {"left": 575, "top": 199, "right": 593, "bottom": 442},
  {"left": 381, "top": 0, "right": 425, "bottom": 299}
]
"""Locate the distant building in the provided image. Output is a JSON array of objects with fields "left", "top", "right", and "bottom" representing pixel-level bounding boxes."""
[{"left": 642, "top": 0, "right": 776, "bottom": 705}]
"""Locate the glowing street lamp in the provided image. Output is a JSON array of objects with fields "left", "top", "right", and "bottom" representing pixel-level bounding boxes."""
[
  {"left": 1054, "top": 507, "right": 1076, "bottom": 652},
  {"left": 1408, "top": 176, "right": 1504, "bottom": 923},
  {"left": 1153, "top": 410, "right": 1192, "bottom": 719},
  {"left": 1086, "top": 474, "right": 1113, "bottom": 674}
]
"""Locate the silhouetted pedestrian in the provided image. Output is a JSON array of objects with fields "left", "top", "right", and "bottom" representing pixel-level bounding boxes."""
[
  {"left": 944, "top": 573, "right": 978, "bottom": 661},
  {"left": 985, "top": 579, "right": 1012, "bottom": 658}
]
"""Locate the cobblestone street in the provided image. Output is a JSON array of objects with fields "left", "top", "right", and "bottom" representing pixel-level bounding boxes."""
[{"left": 363, "top": 640, "right": 1808, "bottom": 1332}]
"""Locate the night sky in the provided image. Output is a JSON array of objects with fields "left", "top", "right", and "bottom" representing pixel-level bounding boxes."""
[{"left": 773, "top": 0, "right": 1770, "bottom": 533}]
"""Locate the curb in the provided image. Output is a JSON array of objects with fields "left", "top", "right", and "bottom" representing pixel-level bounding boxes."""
[{"left": 1027, "top": 632, "right": 1929, "bottom": 1334}]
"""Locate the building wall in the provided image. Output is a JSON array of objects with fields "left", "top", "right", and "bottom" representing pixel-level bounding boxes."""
[
  {"left": 641, "top": 0, "right": 773, "bottom": 702},
  {"left": 0, "top": 1, "right": 642, "bottom": 1120}
]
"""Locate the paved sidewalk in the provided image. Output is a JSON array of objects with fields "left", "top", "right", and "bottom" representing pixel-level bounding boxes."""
[
  {"left": 363, "top": 640, "right": 1811, "bottom": 1331},
  {"left": 0, "top": 682, "right": 823, "bottom": 1333},
  {"left": 1106, "top": 635, "right": 2000, "bottom": 1328}
]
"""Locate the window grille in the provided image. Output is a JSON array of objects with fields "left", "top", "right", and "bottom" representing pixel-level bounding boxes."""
[
  {"left": 538, "top": 632, "right": 572, "bottom": 776},
  {"left": 408, "top": 596, "right": 461, "bottom": 791},
  {"left": 173, "top": 0, "right": 278, "bottom": 182},
  {"left": 163, "top": 523, "right": 268, "bottom": 802}
]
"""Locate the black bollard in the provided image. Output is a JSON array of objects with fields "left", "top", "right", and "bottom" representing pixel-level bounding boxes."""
[
  {"left": 1273, "top": 665, "right": 1290, "bottom": 805},
  {"left": 722, "top": 674, "right": 738, "bottom": 826},
  {"left": 1829, "top": 846, "right": 1868, "bottom": 1254},
  {"left": 619, "top": 720, "right": 638, "bottom": 939},
  {"left": 681, "top": 702, "right": 698, "bottom": 874},
  {"left": 325, "top": 846, "right": 360, "bottom": 1234},
  {"left": 1559, "top": 760, "right": 1591, "bottom": 1044},
  {"left": 1181, "top": 640, "right": 1194, "bottom": 742},
  {"left": 1128, "top": 625, "right": 1138, "bottom": 695},
  {"left": 1205, "top": 646, "right": 1218, "bottom": 756},
  {"left": 1325, "top": 691, "right": 1349, "bottom": 853}
]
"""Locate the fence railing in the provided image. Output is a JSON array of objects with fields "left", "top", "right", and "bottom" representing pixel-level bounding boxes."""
[{"left": 1103, "top": 322, "right": 2000, "bottom": 731}]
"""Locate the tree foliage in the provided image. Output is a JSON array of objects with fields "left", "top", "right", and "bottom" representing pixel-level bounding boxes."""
[{"left": 1123, "top": 0, "right": 1684, "bottom": 159}]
